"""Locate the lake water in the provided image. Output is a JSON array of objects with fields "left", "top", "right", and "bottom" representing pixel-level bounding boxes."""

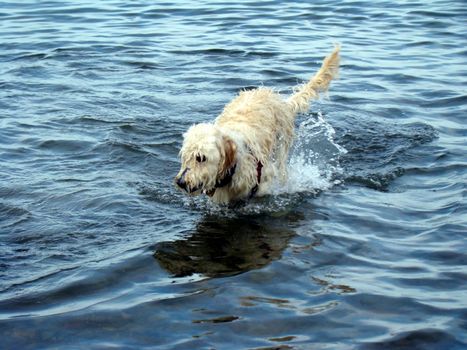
[{"left": 1, "top": 1, "right": 466, "bottom": 349}]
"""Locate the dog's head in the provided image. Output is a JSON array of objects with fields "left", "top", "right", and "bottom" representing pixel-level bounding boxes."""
[{"left": 175, "top": 123, "right": 237, "bottom": 196}]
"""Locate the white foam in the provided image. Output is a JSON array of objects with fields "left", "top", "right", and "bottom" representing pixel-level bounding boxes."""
[{"left": 280, "top": 111, "right": 347, "bottom": 195}]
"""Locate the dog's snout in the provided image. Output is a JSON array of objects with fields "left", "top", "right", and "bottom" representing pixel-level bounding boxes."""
[
  {"left": 176, "top": 175, "right": 187, "bottom": 190},
  {"left": 175, "top": 168, "right": 189, "bottom": 191}
]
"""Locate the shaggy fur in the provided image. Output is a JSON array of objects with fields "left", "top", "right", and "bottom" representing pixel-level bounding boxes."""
[{"left": 175, "top": 46, "right": 340, "bottom": 204}]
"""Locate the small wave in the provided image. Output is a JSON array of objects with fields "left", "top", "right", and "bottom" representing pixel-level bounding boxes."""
[
  {"left": 38, "top": 139, "right": 95, "bottom": 153},
  {"left": 0, "top": 203, "right": 32, "bottom": 229},
  {"left": 335, "top": 111, "right": 437, "bottom": 191},
  {"left": 360, "top": 328, "right": 464, "bottom": 350},
  {"left": 169, "top": 47, "right": 277, "bottom": 58},
  {"left": 11, "top": 52, "right": 49, "bottom": 61},
  {"left": 347, "top": 167, "right": 406, "bottom": 191},
  {"left": 422, "top": 94, "right": 467, "bottom": 108},
  {"left": 139, "top": 183, "right": 185, "bottom": 208}
]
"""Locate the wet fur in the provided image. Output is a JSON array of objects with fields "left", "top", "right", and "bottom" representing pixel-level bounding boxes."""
[{"left": 175, "top": 46, "right": 340, "bottom": 204}]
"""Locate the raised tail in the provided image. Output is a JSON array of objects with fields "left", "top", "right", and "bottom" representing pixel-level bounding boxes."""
[{"left": 287, "top": 45, "right": 340, "bottom": 115}]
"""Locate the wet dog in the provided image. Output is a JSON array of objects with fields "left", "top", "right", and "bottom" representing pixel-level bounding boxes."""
[{"left": 175, "top": 46, "right": 340, "bottom": 204}]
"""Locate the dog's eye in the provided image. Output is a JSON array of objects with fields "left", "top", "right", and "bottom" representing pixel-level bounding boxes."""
[{"left": 196, "top": 154, "right": 207, "bottom": 163}]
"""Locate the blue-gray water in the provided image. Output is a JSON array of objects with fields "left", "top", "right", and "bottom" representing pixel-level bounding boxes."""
[{"left": 1, "top": 1, "right": 466, "bottom": 349}]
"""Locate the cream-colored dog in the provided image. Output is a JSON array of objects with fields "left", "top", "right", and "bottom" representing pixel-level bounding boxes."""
[{"left": 175, "top": 46, "right": 340, "bottom": 204}]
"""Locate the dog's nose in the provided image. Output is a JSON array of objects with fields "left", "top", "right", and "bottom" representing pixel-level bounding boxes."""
[
  {"left": 175, "top": 168, "right": 189, "bottom": 191},
  {"left": 176, "top": 176, "right": 187, "bottom": 190}
]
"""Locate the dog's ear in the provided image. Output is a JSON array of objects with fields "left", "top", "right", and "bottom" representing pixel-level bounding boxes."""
[{"left": 222, "top": 137, "right": 237, "bottom": 173}]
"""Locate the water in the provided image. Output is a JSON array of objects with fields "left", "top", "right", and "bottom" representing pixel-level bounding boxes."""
[{"left": 1, "top": 1, "right": 466, "bottom": 349}]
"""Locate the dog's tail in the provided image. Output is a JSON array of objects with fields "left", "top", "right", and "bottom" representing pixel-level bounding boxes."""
[{"left": 287, "top": 45, "right": 340, "bottom": 115}]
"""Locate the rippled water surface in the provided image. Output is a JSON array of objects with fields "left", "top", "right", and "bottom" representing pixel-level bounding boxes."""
[{"left": 1, "top": 1, "right": 466, "bottom": 349}]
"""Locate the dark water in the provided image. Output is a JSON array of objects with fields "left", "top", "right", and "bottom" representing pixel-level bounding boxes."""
[{"left": 1, "top": 1, "right": 466, "bottom": 349}]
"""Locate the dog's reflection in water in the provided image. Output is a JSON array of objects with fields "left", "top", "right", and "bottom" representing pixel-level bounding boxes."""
[{"left": 154, "top": 216, "right": 297, "bottom": 278}]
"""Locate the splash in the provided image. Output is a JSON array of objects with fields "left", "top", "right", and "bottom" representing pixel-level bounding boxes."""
[{"left": 280, "top": 111, "right": 347, "bottom": 195}]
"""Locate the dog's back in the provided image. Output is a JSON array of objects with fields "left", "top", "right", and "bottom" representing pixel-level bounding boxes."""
[{"left": 215, "top": 88, "right": 295, "bottom": 166}]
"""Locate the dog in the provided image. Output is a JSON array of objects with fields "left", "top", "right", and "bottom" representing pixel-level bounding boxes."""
[{"left": 175, "top": 46, "right": 340, "bottom": 204}]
